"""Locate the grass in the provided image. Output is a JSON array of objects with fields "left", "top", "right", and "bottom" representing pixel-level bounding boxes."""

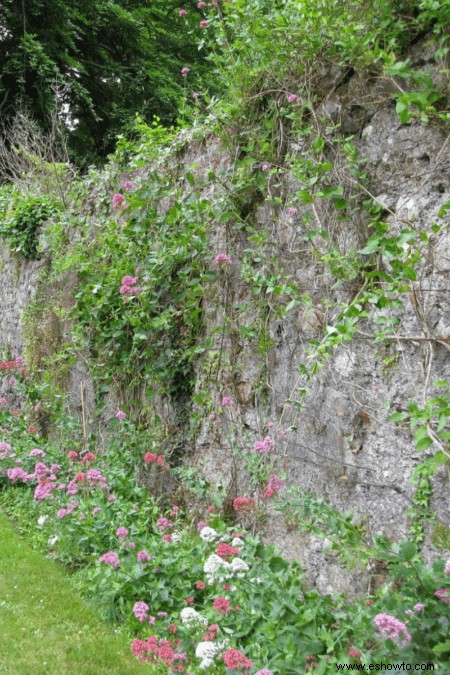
[{"left": 0, "top": 513, "right": 153, "bottom": 675}]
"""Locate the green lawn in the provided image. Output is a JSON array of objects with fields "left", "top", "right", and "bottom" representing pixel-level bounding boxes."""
[{"left": 0, "top": 514, "right": 152, "bottom": 675}]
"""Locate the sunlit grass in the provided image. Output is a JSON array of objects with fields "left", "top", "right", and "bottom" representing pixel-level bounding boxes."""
[{"left": 0, "top": 514, "right": 152, "bottom": 674}]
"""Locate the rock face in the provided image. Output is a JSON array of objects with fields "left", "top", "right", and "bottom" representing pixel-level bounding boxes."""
[{"left": 1, "top": 73, "right": 449, "bottom": 594}]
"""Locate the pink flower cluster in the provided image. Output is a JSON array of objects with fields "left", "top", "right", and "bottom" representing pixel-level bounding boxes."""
[
  {"left": 253, "top": 435, "right": 274, "bottom": 453},
  {"left": 144, "top": 452, "right": 164, "bottom": 465},
  {"left": 112, "top": 193, "right": 127, "bottom": 208},
  {"left": 181, "top": 67, "right": 190, "bottom": 77},
  {"left": 0, "top": 442, "right": 13, "bottom": 459},
  {"left": 221, "top": 396, "right": 234, "bottom": 406},
  {"left": 131, "top": 635, "right": 186, "bottom": 668},
  {"left": 157, "top": 517, "right": 173, "bottom": 532},
  {"left": 133, "top": 601, "right": 150, "bottom": 622},
  {"left": 203, "top": 623, "right": 219, "bottom": 641},
  {"left": 57, "top": 501, "right": 78, "bottom": 519},
  {"left": 99, "top": 551, "right": 120, "bottom": 568},
  {"left": 29, "top": 448, "right": 45, "bottom": 457},
  {"left": 256, "top": 670, "right": 274, "bottom": 675},
  {"left": 213, "top": 596, "right": 231, "bottom": 615},
  {"left": 435, "top": 588, "right": 450, "bottom": 603},
  {"left": 287, "top": 93, "right": 300, "bottom": 104},
  {"left": 373, "top": 613, "right": 411, "bottom": 646},
  {"left": 179, "top": 8, "right": 188, "bottom": 16},
  {"left": 233, "top": 497, "right": 255, "bottom": 511},
  {"left": 137, "top": 550, "right": 153, "bottom": 563},
  {"left": 116, "top": 526, "right": 129, "bottom": 540},
  {"left": 120, "top": 275, "right": 142, "bottom": 297},
  {"left": 445, "top": 559, "right": 450, "bottom": 575},
  {"left": 7, "top": 467, "right": 33, "bottom": 482},
  {"left": 0, "top": 357, "right": 25, "bottom": 370},
  {"left": 214, "top": 253, "right": 233, "bottom": 266},
  {"left": 263, "top": 474, "right": 285, "bottom": 498},
  {"left": 216, "top": 542, "right": 240, "bottom": 558},
  {"left": 223, "top": 648, "right": 253, "bottom": 670}
]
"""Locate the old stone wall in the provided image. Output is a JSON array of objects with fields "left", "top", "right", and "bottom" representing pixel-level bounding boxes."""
[{"left": 1, "top": 70, "right": 449, "bottom": 594}]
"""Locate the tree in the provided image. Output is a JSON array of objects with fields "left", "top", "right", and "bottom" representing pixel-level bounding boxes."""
[{"left": 0, "top": 0, "right": 212, "bottom": 166}]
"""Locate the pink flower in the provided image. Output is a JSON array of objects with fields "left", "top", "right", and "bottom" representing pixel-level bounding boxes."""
[
  {"left": 108, "top": 494, "right": 116, "bottom": 502},
  {"left": 133, "top": 601, "right": 149, "bottom": 622},
  {"left": 287, "top": 93, "right": 300, "bottom": 104},
  {"left": 137, "top": 550, "right": 153, "bottom": 563},
  {"left": 435, "top": 588, "right": 450, "bottom": 603},
  {"left": 112, "top": 193, "right": 126, "bottom": 208},
  {"left": 253, "top": 435, "right": 274, "bottom": 453},
  {"left": 213, "top": 596, "right": 231, "bottom": 615},
  {"left": 157, "top": 517, "right": 173, "bottom": 532},
  {"left": 287, "top": 207, "right": 298, "bottom": 216},
  {"left": 256, "top": 671, "right": 274, "bottom": 675},
  {"left": 28, "top": 424, "right": 38, "bottom": 434},
  {"left": 223, "top": 648, "right": 253, "bottom": 670},
  {"left": 99, "top": 551, "right": 120, "bottom": 568},
  {"left": 179, "top": 8, "right": 188, "bottom": 16},
  {"left": 92, "top": 507, "right": 101, "bottom": 515},
  {"left": 261, "top": 163, "right": 270, "bottom": 171},
  {"left": 214, "top": 253, "right": 233, "bottom": 266},
  {"left": 374, "top": 613, "right": 411, "bottom": 645},
  {"left": 34, "top": 479, "right": 55, "bottom": 501},
  {"left": 122, "top": 180, "right": 134, "bottom": 190},
  {"left": 197, "top": 520, "right": 207, "bottom": 531},
  {"left": 185, "top": 596, "right": 194, "bottom": 605},
  {"left": 68, "top": 451, "right": 78, "bottom": 461},
  {"left": 413, "top": 603, "right": 424, "bottom": 611},
  {"left": 221, "top": 396, "right": 234, "bottom": 406},
  {"left": 181, "top": 67, "right": 190, "bottom": 77},
  {"left": 168, "top": 624, "right": 177, "bottom": 634},
  {"left": 208, "top": 413, "right": 216, "bottom": 421},
  {"left": 7, "top": 467, "right": 31, "bottom": 483},
  {"left": 116, "top": 526, "right": 129, "bottom": 540},
  {"left": 197, "top": 1, "right": 206, "bottom": 6},
  {"left": 115, "top": 410, "right": 126, "bottom": 420},
  {"left": 80, "top": 452, "right": 96, "bottom": 463},
  {"left": 199, "top": 19, "right": 209, "bottom": 27},
  {"left": 196, "top": 581, "right": 206, "bottom": 590},
  {"left": 192, "top": 91, "right": 200, "bottom": 99},
  {"left": 233, "top": 497, "right": 255, "bottom": 511},
  {"left": 162, "top": 534, "right": 172, "bottom": 542},
  {"left": 348, "top": 649, "right": 361, "bottom": 660},
  {"left": 445, "top": 559, "right": 450, "bottom": 574},
  {"left": 216, "top": 542, "right": 240, "bottom": 558},
  {"left": 263, "top": 474, "right": 285, "bottom": 498},
  {"left": 29, "top": 448, "right": 45, "bottom": 457}
]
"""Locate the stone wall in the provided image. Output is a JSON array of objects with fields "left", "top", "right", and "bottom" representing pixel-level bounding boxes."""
[{"left": 1, "top": 68, "right": 449, "bottom": 593}]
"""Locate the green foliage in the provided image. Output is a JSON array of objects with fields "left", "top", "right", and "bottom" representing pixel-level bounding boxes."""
[
  {"left": 0, "top": 187, "right": 61, "bottom": 258},
  {"left": 0, "top": 0, "right": 217, "bottom": 166}
]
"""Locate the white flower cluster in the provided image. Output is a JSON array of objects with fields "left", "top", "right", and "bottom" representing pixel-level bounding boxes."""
[
  {"left": 203, "top": 553, "right": 250, "bottom": 584},
  {"left": 199, "top": 526, "right": 218, "bottom": 542},
  {"left": 195, "top": 641, "right": 220, "bottom": 669},
  {"left": 231, "top": 537, "right": 243, "bottom": 548},
  {"left": 195, "top": 640, "right": 229, "bottom": 669},
  {"left": 180, "top": 607, "right": 208, "bottom": 628}
]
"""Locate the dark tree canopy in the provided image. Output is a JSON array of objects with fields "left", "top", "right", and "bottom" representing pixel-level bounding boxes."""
[{"left": 0, "top": 0, "right": 211, "bottom": 166}]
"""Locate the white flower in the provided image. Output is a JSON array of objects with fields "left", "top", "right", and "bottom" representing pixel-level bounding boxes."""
[
  {"left": 195, "top": 641, "right": 220, "bottom": 669},
  {"left": 37, "top": 515, "right": 48, "bottom": 527},
  {"left": 199, "top": 526, "right": 218, "bottom": 542},
  {"left": 48, "top": 535, "right": 58, "bottom": 546},
  {"left": 180, "top": 607, "right": 208, "bottom": 628},
  {"left": 231, "top": 537, "right": 242, "bottom": 548},
  {"left": 171, "top": 532, "right": 181, "bottom": 542},
  {"left": 230, "top": 557, "right": 249, "bottom": 576},
  {"left": 203, "top": 553, "right": 231, "bottom": 584}
]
